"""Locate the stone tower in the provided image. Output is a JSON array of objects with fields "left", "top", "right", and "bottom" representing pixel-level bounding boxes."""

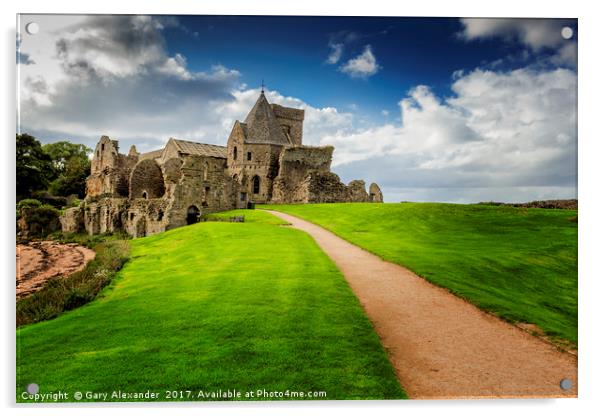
[{"left": 226, "top": 92, "right": 305, "bottom": 205}]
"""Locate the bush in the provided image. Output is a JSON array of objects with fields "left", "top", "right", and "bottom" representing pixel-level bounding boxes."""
[
  {"left": 16, "top": 240, "right": 130, "bottom": 326},
  {"left": 17, "top": 203, "right": 62, "bottom": 238}
]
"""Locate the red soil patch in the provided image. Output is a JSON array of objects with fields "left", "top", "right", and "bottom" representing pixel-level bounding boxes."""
[{"left": 16, "top": 241, "right": 96, "bottom": 300}]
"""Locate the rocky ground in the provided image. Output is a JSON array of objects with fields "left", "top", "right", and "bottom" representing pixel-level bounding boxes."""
[{"left": 16, "top": 241, "right": 96, "bottom": 300}]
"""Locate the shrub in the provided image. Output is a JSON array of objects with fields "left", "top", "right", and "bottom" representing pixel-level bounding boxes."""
[
  {"left": 16, "top": 240, "right": 130, "bottom": 326},
  {"left": 17, "top": 203, "right": 62, "bottom": 238}
]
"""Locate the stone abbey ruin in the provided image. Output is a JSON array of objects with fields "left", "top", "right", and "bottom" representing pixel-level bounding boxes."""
[{"left": 61, "top": 92, "right": 383, "bottom": 237}]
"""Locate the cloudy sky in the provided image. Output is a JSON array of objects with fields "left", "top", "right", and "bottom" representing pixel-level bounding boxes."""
[{"left": 17, "top": 15, "right": 577, "bottom": 203}]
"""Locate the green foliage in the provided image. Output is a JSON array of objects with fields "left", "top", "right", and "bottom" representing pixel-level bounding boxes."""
[
  {"left": 42, "top": 141, "right": 91, "bottom": 174},
  {"left": 44, "top": 141, "right": 91, "bottom": 198},
  {"left": 17, "top": 240, "right": 130, "bottom": 326},
  {"left": 16, "top": 210, "right": 405, "bottom": 401},
  {"left": 17, "top": 198, "right": 42, "bottom": 218},
  {"left": 16, "top": 134, "right": 54, "bottom": 198},
  {"left": 263, "top": 203, "right": 578, "bottom": 345},
  {"left": 17, "top": 203, "right": 62, "bottom": 237},
  {"left": 16, "top": 135, "right": 91, "bottom": 200}
]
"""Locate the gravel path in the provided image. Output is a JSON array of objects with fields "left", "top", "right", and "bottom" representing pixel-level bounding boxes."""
[
  {"left": 266, "top": 210, "right": 577, "bottom": 399},
  {"left": 16, "top": 241, "right": 96, "bottom": 299}
]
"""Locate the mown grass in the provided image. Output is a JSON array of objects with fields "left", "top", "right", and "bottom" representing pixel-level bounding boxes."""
[
  {"left": 262, "top": 203, "right": 578, "bottom": 345},
  {"left": 17, "top": 210, "right": 405, "bottom": 402}
]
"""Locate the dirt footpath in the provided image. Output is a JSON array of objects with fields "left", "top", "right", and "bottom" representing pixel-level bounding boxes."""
[
  {"left": 16, "top": 241, "right": 96, "bottom": 300},
  {"left": 266, "top": 210, "right": 577, "bottom": 399}
]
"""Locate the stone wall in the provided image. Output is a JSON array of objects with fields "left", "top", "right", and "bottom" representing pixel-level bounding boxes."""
[
  {"left": 83, "top": 198, "right": 129, "bottom": 235},
  {"left": 60, "top": 206, "right": 84, "bottom": 233},
  {"left": 129, "top": 159, "right": 166, "bottom": 199},
  {"left": 271, "top": 146, "right": 333, "bottom": 203},
  {"left": 369, "top": 183, "right": 384, "bottom": 202},
  {"left": 87, "top": 135, "right": 136, "bottom": 197},
  {"left": 270, "top": 104, "right": 304, "bottom": 146},
  {"left": 227, "top": 138, "right": 283, "bottom": 204},
  {"left": 347, "top": 180, "right": 370, "bottom": 202}
]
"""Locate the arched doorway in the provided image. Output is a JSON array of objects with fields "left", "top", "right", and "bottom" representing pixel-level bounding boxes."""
[{"left": 186, "top": 205, "right": 200, "bottom": 225}]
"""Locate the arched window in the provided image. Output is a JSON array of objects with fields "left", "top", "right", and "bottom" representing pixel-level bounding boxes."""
[
  {"left": 247, "top": 152, "right": 252, "bottom": 161},
  {"left": 252, "top": 175, "right": 260, "bottom": 194},
  {"left": 142, "top": 191, "right": 148, "bottom": 199},
  {"left": 233, "top": 146, "right": 238, "bottom": 160}
]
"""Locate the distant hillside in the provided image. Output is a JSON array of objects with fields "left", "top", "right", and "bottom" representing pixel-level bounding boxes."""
[{"left": 477, "top": 199, "right": 577, "bottom": 210}]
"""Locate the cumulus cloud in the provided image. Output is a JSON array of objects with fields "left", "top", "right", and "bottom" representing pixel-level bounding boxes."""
[
  {"left": 17, "top": 15, "right": 576, "bottom": 203},
  {"left": 459, "top": 18, "right": 577, "bottom": 66},
  {"left": 339, "top": 45, "right": 381, "bottom": 78},
  {"left": 320, "top": 67, "right": 577, "bottom": 202},
  {"left": 18, "top": 15, "right": 243, "bottom": 152}
]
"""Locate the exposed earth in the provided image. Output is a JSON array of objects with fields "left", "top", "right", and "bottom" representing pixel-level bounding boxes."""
[
  {"left": 266, "top": 210, "right": 578, "bottom": 399},
  {"left": 16, "top": 241, "right": 96, "bottom": 299}
]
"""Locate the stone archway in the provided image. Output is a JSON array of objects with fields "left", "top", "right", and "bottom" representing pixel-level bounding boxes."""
[
  {"left": 186, "top": 205, "right": 200, "bottom": 225},
  {"left": 129, "top": 159, "right": 166, "bottom": 199}
]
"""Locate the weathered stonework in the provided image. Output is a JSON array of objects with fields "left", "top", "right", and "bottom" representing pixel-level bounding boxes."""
[
  {"left": 64, "top": 92, "right": 383, "bottom": 237},
  {"left": 369, "top": 183, "right": 384, "bottom": 203}
]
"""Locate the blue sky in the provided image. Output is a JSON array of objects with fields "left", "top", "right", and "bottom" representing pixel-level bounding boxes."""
[
  {"left": 166, "top": 16, "right": 539, "bottom": 118},
  {"left": 17, "top": 15, "right": 577, "bottom": 202}
]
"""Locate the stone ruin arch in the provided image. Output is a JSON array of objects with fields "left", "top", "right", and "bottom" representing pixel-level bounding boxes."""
[{"left": 129, "top": 159, "right": 166, "bottom": 199}]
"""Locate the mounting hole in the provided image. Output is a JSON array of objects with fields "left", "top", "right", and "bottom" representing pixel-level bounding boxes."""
[
  {"left": 25, "top": 22, "right": 39, "bottom": 35},
  {"left": 26, "top": 383, "right": 39, "bottom": 394},
  {"left": 561, "top": 26, "right": 573, "bottom": 40},
  {"left": 559, "top": 378, "right": 573, "bottom": 390}
]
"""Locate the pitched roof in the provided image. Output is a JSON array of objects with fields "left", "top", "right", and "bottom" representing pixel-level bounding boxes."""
[
  {"left": 243, "top": 93, "right": 290, "bottom": 145},
  {"left": 139, "top": 149, "right": 164, "bottom": 161},
  {"left": 171, "top": 139, "right": 227, "bottom": 158}
]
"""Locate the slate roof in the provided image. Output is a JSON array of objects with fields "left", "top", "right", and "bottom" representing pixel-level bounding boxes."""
[
  {"left": 243, "top": 92, "right": 291, "bottom": 145},
  {"left": 171, "top": 139, "right": 228, "bottom": 158}
]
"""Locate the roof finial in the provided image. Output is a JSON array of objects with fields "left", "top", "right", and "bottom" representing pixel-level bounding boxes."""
[{"left": 261, "top": 79, "right": 265, "bottom": 94}]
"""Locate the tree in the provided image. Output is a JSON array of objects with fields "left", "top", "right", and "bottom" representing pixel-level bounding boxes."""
[
  {"left": 48, "top": 155, "right": 91, "bottom": 198},
  {"left": 16, "top": 134, "right": 54, "bottom": 199},
  {"left": 43, "top": 141, "right": 91, "bottom": 198},
  {"left": 42, "top": 141, "right": 90, "bottom": 176}
]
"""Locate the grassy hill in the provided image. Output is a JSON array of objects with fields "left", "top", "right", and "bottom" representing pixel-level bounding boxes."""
[
  {"left": 262, "top": 203, "right": 578, "bottom": 345},
  {"left": 17, "top": 210, "right": 405, "bottom": 402}
]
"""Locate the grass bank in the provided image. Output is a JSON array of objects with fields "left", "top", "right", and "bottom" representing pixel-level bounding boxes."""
[
  {"left": 262, "top": 203, "right": 578, "bottom": 346},
  {"left": 17, "top": 210, "right": 405, "bottom": 401}
]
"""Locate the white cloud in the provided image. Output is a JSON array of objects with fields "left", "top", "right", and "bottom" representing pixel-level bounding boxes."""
[
  {"left": 459, "top": 18, "right": 577, "bottom": 66},
  {"left": 339, "top": 45, "right": 381, "bottom": 78},
  {"left": 17, "top": 15, "right": 576, "bottom": 203},
  {"left": 326, "top": 42, "right": 343, "bottom": 64},
  {"left": 320, "top": 67, "right": 576, "bottom": 202}
]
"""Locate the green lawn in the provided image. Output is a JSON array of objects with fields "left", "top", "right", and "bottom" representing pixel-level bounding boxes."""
[
  {"left": 262, "top": 203, "right": 578, "bottom": 345},
  {"left": 17, "top": 210, "right": 405, "bottom": 402}
]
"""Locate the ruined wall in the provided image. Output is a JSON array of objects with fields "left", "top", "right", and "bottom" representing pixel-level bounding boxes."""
[
  {"left": 87, "top": 136, "right": 137, "bottom": 197},
  {"left": 129, "top": 159, "right": 166, "bottom": 199},
  {"left": 60, "top": 206, "right": 84, "bottom": 233},
  {"left": 124, "top": 198, "right": 169, "bottom": 238},
  {"left": 165, "top": 155, "right": 237, "bottom": 229},
  {"left": 270, "top": 104, "right": 304, "bottom": 146},
  {"left": 83, "top": 198, "right": 129, "bottom": 235},
  {"left": 369, "top": 183, "right": 384, "bottom": 202},
  {"left": 271, "top": 146, "right": 333, "bottom": 203},
  {"left": 347, "top": 180, "right": 370, "bottom": 202}
]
